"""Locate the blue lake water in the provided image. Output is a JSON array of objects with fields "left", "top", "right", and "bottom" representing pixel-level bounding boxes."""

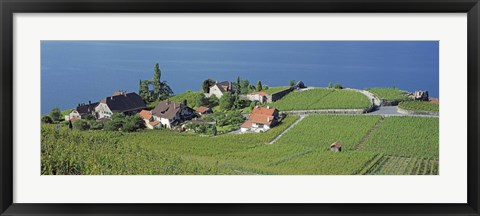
[{"left": 41, "top": 41, "right": 439, "bottom": 114}]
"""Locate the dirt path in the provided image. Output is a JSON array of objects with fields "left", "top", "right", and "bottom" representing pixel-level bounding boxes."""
[
  {"left": 268, "top": 114, "right": 306, "bottom": 144},
  {"left": 355, "top": 117, "right": 385, "bottom": 150}
]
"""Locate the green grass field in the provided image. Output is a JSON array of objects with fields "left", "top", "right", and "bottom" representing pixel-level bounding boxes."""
[
  {"left": 263, "top": 87, "right": 289, "bottom": 94},
  {"left": 398, "top": 101, "right": 439, "bottom": 112},
  {"left": 42, "top": 114, "right": 439, "bottom": 175},
  {"left": 269, "top": 89, "right": 370, "bottom": 111},
  {"left": 366, "top": 87, "right": 410, "bottom": 101},
  {"left": 361, "top": 116, "right": 439, "bottom": 159}
]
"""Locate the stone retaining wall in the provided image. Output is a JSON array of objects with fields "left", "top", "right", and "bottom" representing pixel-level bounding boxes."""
[
  {"left": 397, "top": 107, "right": 439, "bottom": 116},
  {"left": 267, "top": 87, "right": 294, "bottom": 103}
]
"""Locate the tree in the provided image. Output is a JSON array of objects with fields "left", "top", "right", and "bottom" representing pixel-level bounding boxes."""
[
  {"left": 233, "top": 94, "right": 243, "bottom": 109},
  {"left": 328, "top": 82, "right": 333, "bottom": 88},
  {"left": 41, "top": 116, "right": 53, "bottom": 124},
  {"left": 49, "top": 107, "right": 62, "bottom": 122},
  {"left": 152, "top": 63, "right": 161, "bottom": 97},
  {"left": 123, "top": 115, "right": 145, "bottom": 132},
  {"left": 256, "top": 80, "right": 263, "bottom": 91},
  {"left": 248, "top": 84, "right": 255, "bottom": 91},
  {"left": 206, "top": 95, "right": 219, "bottom": 107},
  {"left": 334, "top": 83, "right": 343, "bottom": 89},
  {"left": 219, "top": 92, "right": 234, "bottom": 110},
  {"left": 201, "top": 79, "right": 216, "bottom": 93},
  {"left": 139, "top": 80, "right": 150, "bottom": 100},
  {"left": 289, "top": 80, "right": 295, "bottom": 86},
  {"left": 236, "top": 76, "right": 241, "bottom": 95}
]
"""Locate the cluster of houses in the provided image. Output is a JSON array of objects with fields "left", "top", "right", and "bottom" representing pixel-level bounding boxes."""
[
  {"left": 65, "top": 91, "right": 147, "bottom": 122},
  {"left": 65, "top": 78, "right": 299, "bottom": 133}
]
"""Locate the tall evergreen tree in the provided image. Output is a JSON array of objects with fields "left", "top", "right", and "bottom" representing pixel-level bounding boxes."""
[
  {"left": 152, "top": 63, "right": 161, "bottom": 97},
  {"left": 236, "top": 76, "right": 241, "bottom": 95},
  {"left": 256, "top": 80, "right": 263, "bottom": 91}
]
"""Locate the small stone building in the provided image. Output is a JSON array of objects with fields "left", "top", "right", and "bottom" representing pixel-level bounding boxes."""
[{"left": 330, "top": 141, "right": 343, "bottom": 152}]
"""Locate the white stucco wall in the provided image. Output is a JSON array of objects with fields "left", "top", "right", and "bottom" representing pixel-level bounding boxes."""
[{"left": 95, "top": 103, "right": 113, "bottom": 119}]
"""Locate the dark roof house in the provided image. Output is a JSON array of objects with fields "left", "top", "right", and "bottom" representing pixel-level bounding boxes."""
[
  {"left": 152, "top": 100, "right": 197, "bottom": 123},
  {"left": 75, "top": 101, "right": 99, "bottom": 116},
  {"left": 100, "top": 92, "right": 146, "bottom": 113}
]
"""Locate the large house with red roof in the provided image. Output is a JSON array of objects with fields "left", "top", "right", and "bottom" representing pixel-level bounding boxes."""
[{"left": 240, "top": 106, "right": 280, "bottom": 132}]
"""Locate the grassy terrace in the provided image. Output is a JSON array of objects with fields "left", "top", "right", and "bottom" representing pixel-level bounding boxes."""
[
  {"left": 366, "top": 87, "right": 410, "bottom": 101},
  {"left": 42, "top": 114, "right": 439, "bottom": 175},
  {"left": 269, "top": 88, "right": 371, "bottom": 110},
  {"left": 263, "top": 86, "right": 289, "bottom": 95},
  {"left": 398, "top": 101, "right": 439, "bottom": 112},
  {"left": 362, "top": 116, "right": 439, "bottom": 159}
]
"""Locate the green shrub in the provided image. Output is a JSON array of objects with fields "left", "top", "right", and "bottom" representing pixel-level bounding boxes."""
[
  {"left": 41, "top": 116, "right": 53, "bottom": 124},
  {"left": 73, "top": 119, "right": 90, "bottom": 131}
]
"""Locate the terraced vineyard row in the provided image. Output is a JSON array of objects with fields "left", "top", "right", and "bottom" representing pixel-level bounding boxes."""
[
  {"left": 364, "top": 156, "right": 439, "bottom": 175},
  {"left": 270, "top": 88, "right": 371, "bottom": 111}
]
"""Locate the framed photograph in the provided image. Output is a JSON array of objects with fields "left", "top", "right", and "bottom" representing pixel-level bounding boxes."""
[{"left": 1, "top": 0, "right": 479, "bottom": 215}]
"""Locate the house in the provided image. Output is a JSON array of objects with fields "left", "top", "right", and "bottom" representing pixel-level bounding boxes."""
[
  {"left": 95, "top": 91, "right": 146, "bottom": 119},
  {"left": 139, "top": 109, "right": 161, "bottom": 129},
  {"left": 195, "top": 106, "right": 212, "bottom": 115},
  {"left": 240, "top": 106, "right": 279, "bottom": 132},
  {"left": 151, "top": 100, "right": 197, "bottom": 128},
  {"left": 330, "top": 141, "right": 343, "bottom": 152},
  {"left": 64, "top": 101, "right": 99, "bottom": 121},
  {"left": 205, "top": 81, "right": 233, "bottom": 98},
  {"left": 245, "top": 91, "right": 270, "bottom": 103}
]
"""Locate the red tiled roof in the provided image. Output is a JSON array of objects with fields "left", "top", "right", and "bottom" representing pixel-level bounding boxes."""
[
  {"left": 149, "top": 121, "right": 160, "bottom": 126},
  {"left": 251, "top": 106, "right": 277, "bottom": 116},
  {"left": 254, "top": 91, "right": 270, "bottom": 97},
  {"left": 195, "top": 106, "right": 211, "bottom": 114},
  {"left": 139, "top": 109, "right": 152, "bottom": 120},
  {"left": 249, "top": 113, "right": 274, "bottom": 125},
  {"left": 240, "top": 120, "right": 253, "bottom": 128},
  {"left": 70, "top": 117, "right": 80, "bottom": 121}
]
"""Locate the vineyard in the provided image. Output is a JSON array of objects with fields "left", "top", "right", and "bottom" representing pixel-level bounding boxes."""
[
  {"left": 366, "top": 87, "right": 410, "bottom": 101},
  {"left": 398, "top": 101, "right": 439, "bottom": 112},
  {"left": 42, "top": 112, "right": 439, "bottom": 175},
  {"left": 361, "top": 116, "right": 439, "bottom": 159},
  {"left": 270, "top": 89, "right": 371, "bottom": 110}
]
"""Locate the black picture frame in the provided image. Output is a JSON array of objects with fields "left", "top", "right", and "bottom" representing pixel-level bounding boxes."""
[{"left": 1, "top": 0, "right": 479, "bottom": 215}]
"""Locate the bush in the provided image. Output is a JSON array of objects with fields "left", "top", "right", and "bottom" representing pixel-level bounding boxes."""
[
  {"left": 123, "top": 115, "right": 146, "bottom": 132},
  {"left": 41, "top": 116, "right": 53, "bottom": 124},
  {"left": 334, "top": 83, "right": 343, "bottom": 89},
  {"left": 73, "top": 120, "right": 90, "bottom": 131},
  {"left": 104, "top": 120, "right": 123, "bottom": 131},
  {"left": 84, "top": 114, "right": 96, "bottom": 121},
  {"left": 90, "top": 121, "right": 104, "bottom": 130}
]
